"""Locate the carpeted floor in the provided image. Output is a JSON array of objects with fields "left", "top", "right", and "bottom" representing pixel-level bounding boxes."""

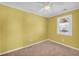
[{"left": 2, "top": 40, "right": 79, "bottom": 56}]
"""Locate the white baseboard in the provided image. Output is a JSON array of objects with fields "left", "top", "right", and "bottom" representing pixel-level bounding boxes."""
[
  {"left": 0, "top": 39, "right": 79, "bottom": 55},
  {"left": 0, "top": 39, "right": 48, "bottom": 55},
  {"left": 48, "top": 39, "right": 79, "bottom": 51}
]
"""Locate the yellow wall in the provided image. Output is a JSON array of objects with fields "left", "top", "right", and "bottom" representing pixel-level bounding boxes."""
[
  {"left": 0, "top": 4, "right": 79, "bottom": 54},
  {"left": 48, "top": 9, "right": 79, "bottom": 48},
  {"left": 0, "top": 5, "right": 47, "bottom": 53}
]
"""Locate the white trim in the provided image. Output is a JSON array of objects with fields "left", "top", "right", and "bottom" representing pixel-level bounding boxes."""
[
  {"left": 0, "top": 3, "right": 79, "bottom": 17},
  {"left": 0, "top": 39, "right": 79, "bottom": 55},
  {"left": 57, "top": 14, "right": 72, "bottom": 36},
  {"left": 48, "top": 39, "right": 79, "bottom": 51},
  {"left": 50, "top": 8, "right": 79, "bottom": 17},
  {"left": 0, "top": 39, "right": 48, "bottom": 55}
]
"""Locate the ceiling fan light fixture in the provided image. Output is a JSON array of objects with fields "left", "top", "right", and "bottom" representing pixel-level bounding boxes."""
[{"left": 44, "top": 5, "right": 50, "bottom": 10}]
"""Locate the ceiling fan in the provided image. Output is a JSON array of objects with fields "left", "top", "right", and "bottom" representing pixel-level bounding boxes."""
[{"left": 33, "top": 2, "right": 66, "bottom": 12}]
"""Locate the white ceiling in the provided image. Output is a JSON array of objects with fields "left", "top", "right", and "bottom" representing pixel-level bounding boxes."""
[{"left": 0, "top": 2, "right": 79, "bottom": 17}]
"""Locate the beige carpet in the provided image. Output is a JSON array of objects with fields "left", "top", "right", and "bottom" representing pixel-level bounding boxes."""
[{"left": 2, "top": 41, "right": 79, "bottom": 56}]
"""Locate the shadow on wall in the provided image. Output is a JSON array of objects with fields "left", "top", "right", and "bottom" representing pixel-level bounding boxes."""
[
  {"left": 48, "top": 9, "right": 79, "bottom": 49},
  {"left": 0, "top": 4, "right": 79, "bottom": 54},
  {"left": 0, "top": 4, "right": 47, "bottom": 53}
]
